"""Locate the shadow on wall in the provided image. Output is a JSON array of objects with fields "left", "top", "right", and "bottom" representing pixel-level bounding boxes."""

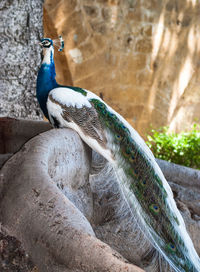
[
  {"left": 43, "top": 0, "right": 200, "bottom": 136},
  {"left": 147, "top": 0, "right": 200, "bottom": 132},
  {"left": 43, "top": 7, "right": 73, "bottom": 86}
]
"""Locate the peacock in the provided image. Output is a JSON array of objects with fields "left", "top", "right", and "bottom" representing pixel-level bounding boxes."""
[{"left": 36, "top": 37, "right": 200, "bottom": 272}]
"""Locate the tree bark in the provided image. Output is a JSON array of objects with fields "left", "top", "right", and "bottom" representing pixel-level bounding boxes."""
[
  {"left": 0, "top": 128, "right": 144, "bottom": 272},
  {"left": 157, "top": 159, "right": 200, "bottom": 189},
  {"left": 157, "top": 159, "right": 200, "bottom": 254},
  {"left": 0, "top": 0, "right": 43, "bottom": 120},
  {"left": 0, "top": 119, "right": 199, "bottom": 271}
]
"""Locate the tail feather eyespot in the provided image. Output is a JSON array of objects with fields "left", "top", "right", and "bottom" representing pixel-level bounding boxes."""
[
  {"left": 98, "top": 102, "right": 106, "bottom": 109},
  {"left": 107, "top": 112, "right": 118, "bottom": 120},
  {"left": 140, "top": 179, "right": 147, "bottom": 187},
  {"left": 121, "top": 147, "right": 132, "bottom": 158},
  {"left": 128, "top": 168, "right": 138, "bottom": 178},
  {"left": 166, "top": 243, "right": 176, "bottom": 253},
  {"left": 129, "top": 154, "right": 135, "bottom": 163},
  {"left": 115, "top": 134, "right": 123, "bottom": 141},
  {"left": 106, "top": 120, "right": 113, "bottom": 127},
  {"left": 149, "top": 204, "right": 160, "bottom": 214}
]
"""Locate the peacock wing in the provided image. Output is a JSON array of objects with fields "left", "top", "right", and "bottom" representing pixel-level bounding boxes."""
[{"left": 47, "top": 87, "right": 113, "bottom": 161}]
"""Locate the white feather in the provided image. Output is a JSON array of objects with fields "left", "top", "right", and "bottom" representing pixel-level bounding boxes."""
[
  {"left": 42, "top": 47, "right": 54, "bottom": 65},
  {"left": 50, "top": 87, "right": 91, "bottom": 109}
]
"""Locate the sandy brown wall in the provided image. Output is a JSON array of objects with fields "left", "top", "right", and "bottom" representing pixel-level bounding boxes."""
[{"left": 44, "top": 0, "right": 200, "bottom": 136}]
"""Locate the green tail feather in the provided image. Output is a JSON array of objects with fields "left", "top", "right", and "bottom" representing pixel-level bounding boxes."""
[{"left": 90, "top": 98, "right": 200, "bottom": 272}]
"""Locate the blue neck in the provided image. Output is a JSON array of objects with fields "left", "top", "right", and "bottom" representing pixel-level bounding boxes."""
[{"left": 36, "top": 48, "right": 59, "bottom": 119}]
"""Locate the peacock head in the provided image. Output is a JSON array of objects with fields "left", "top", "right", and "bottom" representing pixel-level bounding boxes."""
[
  {"left": 39, "top": 36, "right": 64, "bottom": 52},
  {"left": 40, "top": 38, "right": 53, "bottom": 48}
]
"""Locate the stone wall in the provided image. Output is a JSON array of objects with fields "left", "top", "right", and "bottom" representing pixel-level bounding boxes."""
[{"left": 44, "top": 0, "right": 200, "bottom": 136}]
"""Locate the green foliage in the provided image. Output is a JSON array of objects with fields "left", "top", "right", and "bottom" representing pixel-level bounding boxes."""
[{"left": 146, "top": 124, "right": 200, "bottom": 169}]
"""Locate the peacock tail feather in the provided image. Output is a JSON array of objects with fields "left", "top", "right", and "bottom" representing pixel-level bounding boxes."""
[{"left": 90, "top": 98, "right": 200, "bottom": 272}]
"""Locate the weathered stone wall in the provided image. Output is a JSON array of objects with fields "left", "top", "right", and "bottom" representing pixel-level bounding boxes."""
[
  {"left": 0, "top": 0, "right": 43, "bottom": 120},
  {"left": 44, "top": 0, "right": 200, "bottom": 136}
]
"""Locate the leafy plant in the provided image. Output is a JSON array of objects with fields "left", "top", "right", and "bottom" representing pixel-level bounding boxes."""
[{"left": 146, "top": 124, "right": 200, "bottom": 169}]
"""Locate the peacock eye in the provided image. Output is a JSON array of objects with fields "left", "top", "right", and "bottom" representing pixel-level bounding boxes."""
[{"left": 42, "top": 40, "right": 51, "bottom": 47}]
